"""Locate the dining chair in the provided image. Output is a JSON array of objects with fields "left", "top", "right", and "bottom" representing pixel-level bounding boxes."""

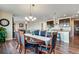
[
  {"left": 34, "top": 30, "right": 40, "bottom": 35},
  {"left": 38, "top": 32, "right": 57, "bottom": 54},
  {"left": 32, "top": 31, "right": 34, "bottom": 35},
  {"left": 15, "top": 31, "right": 20, "bottom": 48},
  {"left": 46, "top": 32, "right": 51, "bottom": 37},
  {"left": 19, "top": 30, "right": 36, "bottom": 54},
  {"left": 40, "top": 31, "right": 46, "bottom": 37}
]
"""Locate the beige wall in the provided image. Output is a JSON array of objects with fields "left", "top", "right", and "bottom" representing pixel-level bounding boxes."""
[{"left": 0, "top": 11, "right": 13, "bottom": 40}]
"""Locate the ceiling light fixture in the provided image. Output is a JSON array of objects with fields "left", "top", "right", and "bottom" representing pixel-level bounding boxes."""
[
  {"left": 25, "top": 4, "right": 37, "bottom": 21},
  {"left": 25, "top": 17, "right": 29, "bottom": 21}
]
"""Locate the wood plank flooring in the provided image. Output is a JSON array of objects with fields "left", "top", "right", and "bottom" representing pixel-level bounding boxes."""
[{"left": 0, "top": 40, "right": 79, "bottom": 54}]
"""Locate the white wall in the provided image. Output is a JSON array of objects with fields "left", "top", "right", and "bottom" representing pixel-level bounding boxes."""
[
  {"left": 14, "top": 22, "right": 26, "bottom": 31},
  {"left": 27, "top": 20, "right": 47, "bottom": 31},
  {"left": 0, "top": 11, "right": 13, "bottom": 40},
  {"left": 14, "top": 17, "right": 26, "bottom": 31}
]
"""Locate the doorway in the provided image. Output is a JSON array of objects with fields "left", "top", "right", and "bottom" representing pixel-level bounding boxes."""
[{"left": 12, "top": 17, "right": 15, "bottom": 38}]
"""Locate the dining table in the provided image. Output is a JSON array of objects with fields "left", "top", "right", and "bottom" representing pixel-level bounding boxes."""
[
  {"left": 24, "top": 33, "right": 51, "bottom": 53},
  {"left": 24, "top": 33, "right": 51, "bottom": 47}
]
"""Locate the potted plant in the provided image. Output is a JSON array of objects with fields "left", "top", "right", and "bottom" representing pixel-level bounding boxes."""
[{"left": 0, "top": 27, "right": 7, "bottom": 43}]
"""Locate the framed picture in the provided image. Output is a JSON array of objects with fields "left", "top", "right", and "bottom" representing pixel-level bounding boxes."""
[{"left": 19, "top": 23, "right": 24, "bottom": 27}]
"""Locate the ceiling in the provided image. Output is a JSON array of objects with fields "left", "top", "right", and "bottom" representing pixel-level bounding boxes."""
[{"left": 0, "top": 4, "right": 79, "bottom": 22}]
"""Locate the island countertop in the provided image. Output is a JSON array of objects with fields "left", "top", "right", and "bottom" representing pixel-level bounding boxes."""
[{"left": 47, "top": 31, "right": 69, "bottom": 43}]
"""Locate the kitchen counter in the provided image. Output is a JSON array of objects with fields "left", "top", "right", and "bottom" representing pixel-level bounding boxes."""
[
  {"left": 47, "top": 31, "right": 69, "bottom": 43},
  {"left": 58, "top": 31, "right": 69, "bottom": 43}
]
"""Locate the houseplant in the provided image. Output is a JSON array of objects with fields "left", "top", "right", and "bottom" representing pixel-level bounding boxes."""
[{"left": 0, "top": 27, "right": 7, "bottom": 43}]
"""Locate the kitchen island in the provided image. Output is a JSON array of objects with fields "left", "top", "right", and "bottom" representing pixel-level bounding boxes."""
[{"left": 48, "top": 30, "right": 69, "bottom": 43}]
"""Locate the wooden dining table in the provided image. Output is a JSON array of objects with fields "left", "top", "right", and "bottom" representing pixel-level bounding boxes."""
[
  {"left": 24, "top": 33, "right": 51, "bottom": 53},
  {"left": 24, "top": 34, "right": 51, "bottom": 46}
]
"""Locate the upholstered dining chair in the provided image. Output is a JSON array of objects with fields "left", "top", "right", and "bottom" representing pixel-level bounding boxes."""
[
  {"left": 15, "top": 31, "right": 20, "bottom": 48},
  {"left": 46, "top": 32, "right": 51, "bottom": 37},
  {"left": 38, "top": 32, "right": 57, "bottom": 54},
  {"left": 19, "top": 30, "right": 36, "bottom": 54},
  {"left": 34, "top": 30, "right": 40, "bottom": 35},
  {"left": 39, "top": 31, "right": 50, "bottom": 46},
  {"left": 40, "top": 31, "right": 46, "bottom": 37}
]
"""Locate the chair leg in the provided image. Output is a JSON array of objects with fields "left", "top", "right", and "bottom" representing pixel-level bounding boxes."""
[
  {"left": 19, "top": 49, "right": 21, "bottom": 54},
  {"left": 19, "top": 46, "right": 21, "bottom": 53},
  {"left": 49, "top": 48, "right": 55, "bottom": 54},
  {"left": 16, "top": 42, "right": 19, "bottom": 49},
  {"left": 16, "top": 44, "right": 19, "bottom": 49},
  {"left": 52, "top": 49, "right": 55, "bottom": 54},
  {"left": 24, "top": 49, "right": 26, "bottom": 54},
  {"left": 19, "top": 45, "right": 22, "bottom": 54},
  {"left": 49, "top": 48, "right": 52, "bottom": 54}
]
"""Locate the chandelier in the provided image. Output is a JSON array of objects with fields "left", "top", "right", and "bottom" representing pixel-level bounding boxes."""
[{"left": 25, "top": 4, "right": 36, "bottom": 21}]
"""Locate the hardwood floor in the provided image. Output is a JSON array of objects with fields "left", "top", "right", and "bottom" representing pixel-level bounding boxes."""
[
  {"left": 74, "top": 36, "right": 79, "bottom": 45},
  {"left": 0, "top": 40, "right": 79, "bottom": 54}
]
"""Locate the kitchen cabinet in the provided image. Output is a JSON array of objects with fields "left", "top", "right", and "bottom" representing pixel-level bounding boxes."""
[{"left": 59, "top": 18, "right": 70, "bottom": 27}]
